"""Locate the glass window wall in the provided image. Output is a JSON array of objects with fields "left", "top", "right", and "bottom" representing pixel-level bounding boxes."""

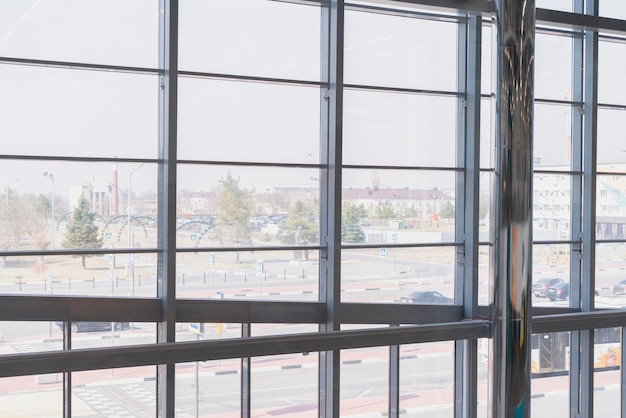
[{"left": 1, "top": 1, "right": 626, "bottom": 417}]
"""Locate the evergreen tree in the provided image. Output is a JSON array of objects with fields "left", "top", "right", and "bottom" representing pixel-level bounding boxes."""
[
  {"left": 214, "top": 171, "right": 254, "bottom": 246},
  {"left": 341, "top": 202, "right": 366, "bottom": 243},
  {"left": 35, "top": 194, "right": 51, "bottom": 217},
  {"left": 279, "top": 200, "right": 319, "bottom": 259},
  {"left": 62, "top": 195, "right": 103, "bottom": 268}
]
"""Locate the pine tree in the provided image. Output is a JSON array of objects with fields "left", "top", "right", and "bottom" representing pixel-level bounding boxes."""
[
  {"left": 214, "top": 171, "right": 254, "bottom": 247},
  {"left": 279, "top": 200, "right": 319, "bottom": 260},
  {"left": 62, "top": 195, "right": 104, "bottom": 268},
  {"left": 341, "top": 202, "right": 366, "bottom": 243}
]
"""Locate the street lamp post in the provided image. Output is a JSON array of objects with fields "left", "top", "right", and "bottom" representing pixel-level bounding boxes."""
[
  {"left": 43, "top": 172, "right": 55, "bottom": 249},
  {"left": 128, "top": 164, "right": 144, "bottom": 298},
  {"left": 5, "top": 178, "right": 20, "bottom": 210},
  {"left": 128, "top": 164, "right": 145, "bottom": 248}
]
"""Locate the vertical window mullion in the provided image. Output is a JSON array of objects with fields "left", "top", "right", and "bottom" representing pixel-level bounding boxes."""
[
  {"left": 157, "top": 0, "right": 178, "bottom": 417},
  {"left": 319, "top": 1, "right": 344, "bottom": 417},
  {"left": 455, "top": 12, "right": 481, "bottom": 418},
  {"left": 569, "top": 0, "right": 586, "bottom": 415},
  {"left": 578, "top": 0, "right": 599, "bottom": 416}
]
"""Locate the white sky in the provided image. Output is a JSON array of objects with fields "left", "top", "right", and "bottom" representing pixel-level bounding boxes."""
[{"left": 2, "top": 0, "right": 626, "bottom": 201}]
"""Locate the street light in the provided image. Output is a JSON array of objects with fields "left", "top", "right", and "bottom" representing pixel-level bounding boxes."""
[
  {"left": 128, "top": 164, "right": 145, "bottom": 248},
  {"left": 43, "top": 172, "right": 55, "bottom": 249},
  {"left": 128, "top": 164, "right": 144, "bottom": 300},
  {"left": 5, "top": 178, "right": 20, "bottom": 207}
]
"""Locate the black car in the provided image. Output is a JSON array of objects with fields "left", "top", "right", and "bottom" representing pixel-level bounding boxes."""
[
  {"left": 55, "top": 321, "right": 130, "bottom": 333},
  {"left": 613, "top": 279, "right": 626, "bottom": 295},
  {"left": 533, "top": 278, "right": 563, "bottom": 297},
  {"left": 547, "top": 282, "right": 569, "bottom": 301},
  {"left": 400, "top": 290, "right": 453, "bottom": 304}
]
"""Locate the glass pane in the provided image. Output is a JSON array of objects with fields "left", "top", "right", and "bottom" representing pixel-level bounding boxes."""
[
  {"left": 531, "top": 332, "right": 570, "bottom": 418},
  {"left": 1, "top": 254, "right": 158, "bottom": 297},
  {"left": 597, "top": 109, "right": 626, "bottom": 166},
  {"left": 593, "top": 328, "right": 621, "bottom": 418},
  {"left": 177, "top": 323, "right": 242, "bottom": 343},
  {"left": 341, "top": 347, "right": 389, "bottom": 416},
  {"left": 72, "top": 367, "right": 156, "bottom": 416},
  {"left": 0, "top": 65, "right": 158, "bottom": 158},
  {"left": 252, "top": 323, "right": 318, "bottom": 338},
  {"left": 0, "top": 160, "right": 158, "bottom": 252},
  {"left": 479, "top": 245, "right": 491, "bottom": 306},
  {"left": 534, "top": 104, "right": 573, "bottom": 170},
  {"left": 342, "top": 169, "right": 456, "bottom": 227},
  {"left": 596, "top": 243, "right": 626, "bottom": 307},
  {"left": 70, "top": 322, "right": 156, "bottom": 349},
  {"left": 0, "top": 0, "right": 158, "bottom": 67},
  {"left": 533, "top": 174, "right": 572, "bottom": 240},
  {"left": 0, "top": 375, "right": 63, "bottom": 416},
  {"left": 179, "top": 0, "right": 321, "bottom": 81},
  {"left": 399, "top": 341, "right": 454, "bottom": 417},
  {"left": 176, "top": 359, "right": 241, "bottom": 416},
  {"left": 341, "top": 247, "right": 456, "bottom": 304},
  {"left": 177, "top": 164, "right": 320, "bottom": 248},
  {"left": 178, "top": 78, "right": 320, "bottom": 163},
  {"left": 481, "top": 98, "right": 495, "bottom": 170},
  {"left": 478, "top": 338, "right": 490, "bottom": 417},
  {"left": 535, "top": 32, "right": 573, "bottom": 101},
  {"left": 482, "top": 25, "right": 492, "bottom": 96},
  {"left": 251, "top": 322, "right": 320, "bottom": 416},
  {"left": 596, "top": 175, "right": 626, "bottom": 240},
  {"left": 176, "top": 251, "right": 319, "bottom": 301},
  {"left": 536, "top": 0, "right": 574, "bottom": 12},
  {"left": 599, "top": 40, "right": 626, "bottom": 105},
  {"left": 251, "top": 353, "right": 318, "bottom": 417},
  {"left": 532, "top": 245, "right": 571, "bottom": 307},
  {"left": 0, "top": 321, "right": 62, "bottom": 353},
  {"left": 479, "top": 171, "right": 492, "bottom": 238},
  {"left": 344, "top": 10, "right": 458, "bottom": 91},
  {"left": 343, "top": 90, "right": 458, "bottom": 167},
  {"left": 600, "top": 1, "right": 626, "bottom": 23}
]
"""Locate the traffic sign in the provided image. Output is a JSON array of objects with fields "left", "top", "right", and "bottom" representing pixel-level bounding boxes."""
[
  {"left": 380, "top": 248, "right": 387, "bottom": 258},
  {"left": 190, "top": 233, "right": 197, "bottom": 241},
  {"left": 105, "top": 231, "right": 113, "bottom": 240},
  {"left": 189, "top": 323, "right": 204, "bottom": 335},
  {"left": 256, "top": 260, "right": 264, "bottom": 274}
]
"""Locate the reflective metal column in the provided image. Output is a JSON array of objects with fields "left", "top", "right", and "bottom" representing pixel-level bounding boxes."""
[{"left": 491, "top": 0, "right": 535, "bottom": 417}]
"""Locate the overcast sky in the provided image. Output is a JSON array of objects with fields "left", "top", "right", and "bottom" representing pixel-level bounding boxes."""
[{"left": 2, "top": 0, "right": 626, "bottom": 202}]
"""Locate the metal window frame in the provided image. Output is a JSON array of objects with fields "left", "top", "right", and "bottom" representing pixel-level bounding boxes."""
[{"left": 2, "top": 1, "right": 626, "bottom": 417}]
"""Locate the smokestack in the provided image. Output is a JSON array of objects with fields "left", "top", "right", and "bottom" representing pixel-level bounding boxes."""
[{"left": 112, "top": 161, "right": 119, "bottom": 215}]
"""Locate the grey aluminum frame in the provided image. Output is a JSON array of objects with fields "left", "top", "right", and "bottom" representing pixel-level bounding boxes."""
[{"left": 2, "top": 0, "right": 626, "bottom": 417}]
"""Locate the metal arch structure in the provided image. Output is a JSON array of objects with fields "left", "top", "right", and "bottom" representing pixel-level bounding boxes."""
[
  {"left": 114, "top": 215, "right": 156, "bottom": 243},
  {"left": 175, "top": 218, "right": 215, "bottom": 246},
  {"left": 102, "top": 215, "right": 129, "bottom": 233}
]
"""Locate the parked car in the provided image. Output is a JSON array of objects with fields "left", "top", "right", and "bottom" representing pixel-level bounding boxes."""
[
  {"left": 55, "top": 321, "right": 130, "bottom": 333},
  {"left": 613, "top": 279, "right": 626, "bottom": 295},
  {"left": 400, "top": 290, "right": 453, "bottom": 304},
  {"left": 533, "top": 278, "right": 563, "bottom": 297},
  {"left": 547, "top": 282, "right": 569, "bottom": 301}
]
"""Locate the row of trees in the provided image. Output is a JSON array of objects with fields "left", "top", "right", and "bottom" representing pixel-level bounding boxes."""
[
  {"left": 215, "top": 172, "right": 368, "bottom": 248},
  {"left": 2, "top": 187, "right": 53, "bottom": 252},
  {"left": 2, "top": 188, "right": 103, "bottom": 268},
  {"left": 3, "top": 172, "right": 490, "bottom": 268}
]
